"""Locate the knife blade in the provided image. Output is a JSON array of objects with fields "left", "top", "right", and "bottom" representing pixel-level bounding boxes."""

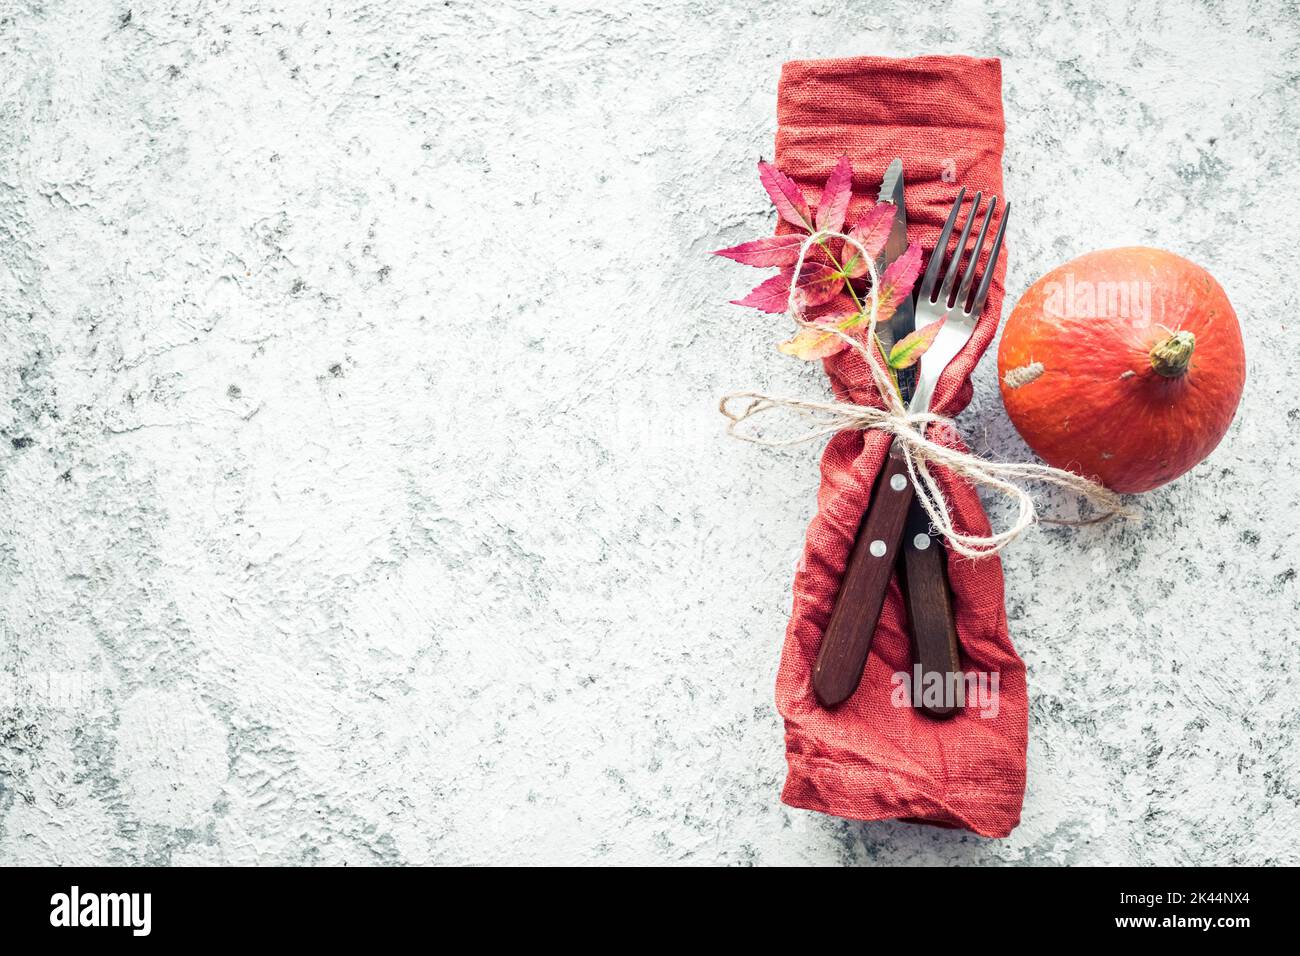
[{"left": 874, "top": 158, "right": 914, "bottom": 357}]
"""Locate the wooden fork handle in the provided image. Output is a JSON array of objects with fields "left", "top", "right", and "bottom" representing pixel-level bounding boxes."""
[
  {"left": 812, "top": 442, "right": 914, "bottom": 708},
  {"left": 899, "top": 496, "right": 962, "bottom": 719}
]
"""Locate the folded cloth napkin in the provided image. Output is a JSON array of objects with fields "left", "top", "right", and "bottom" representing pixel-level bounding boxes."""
[{"left": 773, "top": 55, "right": 1027, "bottom": 838}]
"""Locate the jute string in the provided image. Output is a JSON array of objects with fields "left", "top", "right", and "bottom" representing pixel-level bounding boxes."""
[{"left": 719, "top": 228, "right": 1130, "bottom": 559}]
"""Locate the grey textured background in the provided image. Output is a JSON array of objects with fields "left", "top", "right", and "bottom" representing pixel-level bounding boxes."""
[{"left": 1, "top": 0, "right": 1297, "bottom": 866}]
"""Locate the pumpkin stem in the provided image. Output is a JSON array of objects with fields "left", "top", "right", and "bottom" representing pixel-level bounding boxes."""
[
  {"left": 1004, "top": 361, "right": 1045, "bottom": 389},
  {"left": 1150, "top": 330, "right": 1195, "bottom": 378}
]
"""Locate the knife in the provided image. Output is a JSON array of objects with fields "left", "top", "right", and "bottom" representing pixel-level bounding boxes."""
[
  {"left": 873, "top": 159, "right": 915, "bottom": 356},
  {"left": 812, "top": 160, "right": 961, "bottom": 713},
  {"left": 812, "top": 159, "right": 915, "bottom": 709}
]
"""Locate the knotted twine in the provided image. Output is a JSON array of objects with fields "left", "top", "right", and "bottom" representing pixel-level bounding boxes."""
[{"left": 719, "top": 227, "right": 1130, "bottom": 559}]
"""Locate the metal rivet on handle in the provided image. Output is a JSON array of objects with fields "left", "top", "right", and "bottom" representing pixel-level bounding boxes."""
[
  {"left": 913, "top": 533, "right": 931, "bottom": 551},
  {"left": 890, "top": 474, "right": 907, "bottom": 492},
  {"left": 869, "top": 539, "right": 887, "bottom": 557}
]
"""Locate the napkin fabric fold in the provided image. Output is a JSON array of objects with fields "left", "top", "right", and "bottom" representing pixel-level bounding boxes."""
[{"left": 773, "top": 55, "right": 1027, "bottom": 838}]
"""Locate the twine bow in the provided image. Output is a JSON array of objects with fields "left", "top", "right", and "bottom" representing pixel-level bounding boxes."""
[{"left": 719, "top": 228, "right": 1130, "bottom": 559}]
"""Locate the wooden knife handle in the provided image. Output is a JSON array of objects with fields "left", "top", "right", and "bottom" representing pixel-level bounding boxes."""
[
  {"left": 900, "top": 496, "right": 962, "bottom": 719},
  {"left": 812, "top": 442, "right": 915, "bottom": 708}
]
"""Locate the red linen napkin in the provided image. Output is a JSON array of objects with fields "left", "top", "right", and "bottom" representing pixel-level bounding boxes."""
[{"left": 773, "top": 55, "right": 1026, "bottom": 838}]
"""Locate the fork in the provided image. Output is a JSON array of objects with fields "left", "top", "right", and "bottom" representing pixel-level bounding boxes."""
[{"left": 812, "top": 188, "right": 1010, "bottom": 709}]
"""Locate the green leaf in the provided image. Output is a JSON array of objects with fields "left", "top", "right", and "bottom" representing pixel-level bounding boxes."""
[{"left": 887, "top": 320, "right": 942, "bottom": 370}]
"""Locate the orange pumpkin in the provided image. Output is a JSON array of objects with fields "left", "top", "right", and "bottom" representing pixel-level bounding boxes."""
[{"left": 997, "top": 247, "right": 1245, "bottom": 494}]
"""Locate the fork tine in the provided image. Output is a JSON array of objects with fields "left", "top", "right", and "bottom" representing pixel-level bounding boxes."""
[
  {"left": 937, "top": 191, "right": 982, "bottom": 306},
  {"left": 970, "top": 202, "right": 1010, "bottom": 316},
  {"left": 954, "top": 195, "right": 996, "bottom": 313},
  {"left": 918, "top": 187, "right": 965, "bottom": 302}
]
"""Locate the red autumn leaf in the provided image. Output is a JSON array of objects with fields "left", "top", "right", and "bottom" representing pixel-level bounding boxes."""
[
  {"left": 758, "top": 161, "right": 814, "bottom": 232},
  {"left": 732, "top": 269, "right": 794, "bottom": 313},
  {"left": 880, "top": 240, "right": 923, "bottom": 297},
  {"left": 777, "top": 303, "right": 863, "bottom": 360},
  {"left": 870, "top": 241, "right": 924, "bottom": 326},
  {"left": 842, "top": 204, "right": 897, "bottom": 279},
  {"left": 815, "top": 155, "right": 853, "bottom": 234},
  {"left": 778, "top": 323, "right": 852, "bottom": 360},
  {"left": 806, "top": 293, "right": 859, "bottom": 322},
  {"left": 793, "top": 260, "right": 845, "bottom": 309},
  {"left": 712, "top": 234, "right": 804, "bottom": 267}
]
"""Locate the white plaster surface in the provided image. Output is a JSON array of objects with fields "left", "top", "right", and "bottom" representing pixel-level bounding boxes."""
[{"left": 1, "top": 0, "right": 1297, "bottom": 866}]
